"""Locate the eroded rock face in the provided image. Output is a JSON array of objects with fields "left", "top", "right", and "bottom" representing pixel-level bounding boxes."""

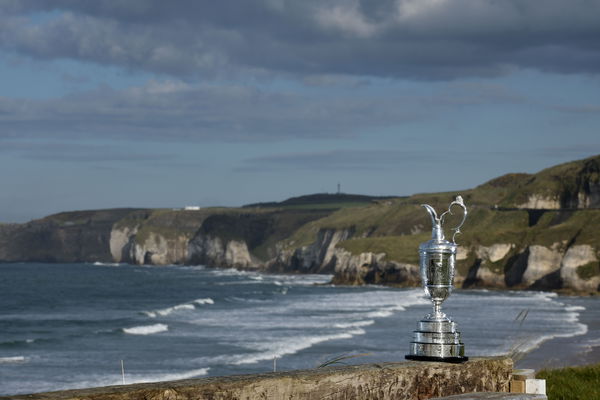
[
  {"left": 331, "top": 247, "right": 420, "bottom": 286},
  {"left": 518, "top": 195, "right": 560, "bottom": 209},
  {"left": 187, "top": 234, "right": 256, "bottom": 269},
  {"left": 225, "top": 240, "right": 254, "bottom": 267},
  {"left": 0, "top": 209, "right": 136, "bottom": 263},
  {"left": 474, "top": 266, "right": 506, "bottom": 288},
  {"left": 289, "top": 228, "right": 354, "bottom": 273},
  {"left": 133, "top": 233, "right": 188, "bottom": 265},
  {"left": 521, "top": 245, "right": 563, "bottom": 286},
  {"left": 476, "top": 244, "right": 513, "bottom": 263},
  {"left": 109, "top": 226, "right": 137, "bottom": 263},
  {"left": 560, "top": 245, "right": 599, "bottom": 292},
  {"left": 109, "top": 226, "right": 189, "bottom": 265}
]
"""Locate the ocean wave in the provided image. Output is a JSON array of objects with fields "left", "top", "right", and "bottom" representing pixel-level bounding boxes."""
[
  {"left": 123, "top": 323, "right": 168, "bottom": 335},
  {"left": 333, "top": 320, "right": 375, "bottom": 329},
  {"left": 0, "top": 338, "right": 36, "bottom": 347},
  {"left": 488, "top": 297, "right": 589, "bottom": 357},
  {"left": 587, "top": 338, "right": 600, "bottom": 346},
  {"left": 266, "top": 274, "right": 333, "bottom": 286},
  {"left": 126, "top": 367, "right": 210, "bottom": 384},
  {"left": 144, "top": 298, "right": 214, "bottom": 318},
  {"left": 232, "top": 328, "right": 367, "bottom": 365},
  {"left": 365, "top": 310, "right": 394, "bottom": 318},
  {"left": 0, "top": 356, "right": 27, "bottom": 364},
  {"left": 143, "top": 304, "right": 195, "bottom": 318},
  {"left": 189, "top": 327, "right": 368, "bottom": 367},
  {"left": 91, "top": 262, "right": 122, "bottom": 267},
  {"left": 211, "top": 268, "right": 252, "bottom": 277},
  {"left": 71, "top": 367, "right": 210, "bottom": 391},
  {"left": 193, "top": 298, "right": 214, "bottom": 305},
  {"left": 177, "top": 265, "right": 206, "bottom": 271}
]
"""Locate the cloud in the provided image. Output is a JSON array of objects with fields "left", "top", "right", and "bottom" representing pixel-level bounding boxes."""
[
  {"left": 0, "top": 81, "right": 419, "bottom": 142},
  {"left": 238, "top": 145, "right": 600, "bottom": 173},
  {"left": 0, "top": 0, "right": 599, "bottom": 80},
  {"left": 0, "top": 79, "right": 530, "bottom": 143},
  {"left": 552, "top": 104, "right": 600, "bottom": 114},
  {"left": 0, "top": 140, "right": 174, "bottom": 163},
  {"left": 238, "top": 149, "right": 458, "bottom": 171}
]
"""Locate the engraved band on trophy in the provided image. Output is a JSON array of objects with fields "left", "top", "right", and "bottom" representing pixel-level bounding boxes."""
[{"left": 406, "top": 195, "right": 468, "bottom": 363}]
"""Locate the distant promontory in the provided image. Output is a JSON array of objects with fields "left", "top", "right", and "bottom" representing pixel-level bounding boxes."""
[{"left": 1, "top": 155, "right": 599, "bottom": 294}]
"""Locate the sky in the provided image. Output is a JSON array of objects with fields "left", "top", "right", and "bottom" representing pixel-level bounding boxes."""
[{"left": 1, "top": 0, "right": 599, "bottom": 222}]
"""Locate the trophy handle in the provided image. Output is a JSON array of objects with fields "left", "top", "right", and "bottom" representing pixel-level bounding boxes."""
[{"left": 439, "top": 196, "right": 467, "bottom": 243}]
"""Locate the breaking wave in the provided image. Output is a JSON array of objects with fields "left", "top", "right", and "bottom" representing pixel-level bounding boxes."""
[
  {"left": 123, "top": 324, "right": 168, "bottom": 335},
  {"left": 143, "top": 298, "right": 214, "bottom": 317},
  {"left": 0, "top": 356, "right": 27, "bottom": 364}
]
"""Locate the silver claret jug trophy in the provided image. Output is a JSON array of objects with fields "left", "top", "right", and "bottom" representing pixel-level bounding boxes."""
[{"left": 406, "top": 196, "right": 468, "bottom": 363}]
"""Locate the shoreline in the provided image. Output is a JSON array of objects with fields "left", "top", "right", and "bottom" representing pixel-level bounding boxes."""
[{"left": 516, "top": 294, "right": 600, "bottom": 370}]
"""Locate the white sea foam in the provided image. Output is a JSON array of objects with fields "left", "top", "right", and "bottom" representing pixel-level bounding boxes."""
[
  {"left": 92, "top": 262, "right": 122, "bottom": 267},
  {"left": 144, "top": 298, "right": 213, "bottom": 318},
  {"left": 72, "top": 368, "right": 211, "bottom": 391},
  {"left": 365, "top": 310, "right": 394, "bottom": 318},
  {"left": 178, "top": 265, "right": 206, "bottom": 271},
  {"left": 212, "top": 268, "right": 251, "bottom": 277},
  {"left": 477, "top": 293, "right": 590, "bottom": 357},
  {"left": 123, "top": 323, "right": 168, "bottom": 335},
  {"left": 126, "top": 368, "right": 210, "bottom": 384},
  {"left": 153, "top": 304, "right": 195, "bottom": 317},
  {"left": 0, "top": 356, "right": 27, "bottom": 364},
  {"left": 193, "top": 298, "right": 214, "bottom": 305},
  {"left": 269, "top": 274, "right": 332, "bottom": 286},
  {"left": 232, "top": 329, "right": 367, "bottom": 365},
  {"left": 587, "top": 338, "right": 600, "bottom": 346},
  {"left": 0, "top": 338, "right": 36, "bottom": 346},
  {"left": 333, "top": 320, "right": 375, "bottom": 329},
  {"left": 504, "top": 321, "right": 587, "bottom": 356}
]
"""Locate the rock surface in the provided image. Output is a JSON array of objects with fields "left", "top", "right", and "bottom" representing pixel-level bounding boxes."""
[{"left": 2, "top": 357, "right": 512, "bottom": 400}]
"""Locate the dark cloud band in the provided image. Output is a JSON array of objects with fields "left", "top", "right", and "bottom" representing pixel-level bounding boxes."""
[{"left": 1, "top": 0, "right": 599, "bottom": 80}]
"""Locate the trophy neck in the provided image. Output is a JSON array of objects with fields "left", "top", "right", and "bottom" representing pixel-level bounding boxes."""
[{"left": 432, "top": 224, "right": 444, "bottom": 241}]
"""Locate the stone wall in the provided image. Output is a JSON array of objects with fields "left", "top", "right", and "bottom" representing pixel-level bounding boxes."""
[{"left": 3, "top": 357, "right": 512, "bottom": 400}]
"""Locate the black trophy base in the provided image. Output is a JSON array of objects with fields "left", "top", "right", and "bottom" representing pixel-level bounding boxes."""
[{"left": 405, "top": 354, "right": 468, "bottom": 363}]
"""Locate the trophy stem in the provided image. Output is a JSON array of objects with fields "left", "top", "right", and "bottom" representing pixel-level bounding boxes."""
[{"left": 433, "top": 300, "right": 442, "bottom": 318}]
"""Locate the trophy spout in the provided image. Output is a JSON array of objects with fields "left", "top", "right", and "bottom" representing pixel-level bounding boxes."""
[{"left": 421, "top": 204, "right": 444, "bottom": 241}]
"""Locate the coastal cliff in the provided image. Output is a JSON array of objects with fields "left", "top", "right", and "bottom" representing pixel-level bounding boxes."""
[{"left": 1, "top": 154, "right": 599, "bottom": 294}]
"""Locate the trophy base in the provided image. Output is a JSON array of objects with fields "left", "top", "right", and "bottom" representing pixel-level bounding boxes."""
[
  {"left": 406, "top": 319, "right": 467, "bottom": 363},
  {"left": 405, "top": 354, "right": 468, "bottom": 363}
]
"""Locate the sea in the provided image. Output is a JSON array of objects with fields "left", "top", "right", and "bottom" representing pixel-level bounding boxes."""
[{"left": 1, "top": 262, "right": 599, "bottom": 396}]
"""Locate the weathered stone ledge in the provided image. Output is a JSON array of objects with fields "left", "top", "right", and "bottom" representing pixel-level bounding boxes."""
[{"left": 3, "top": 357, "right": 513, "bottom": 400}]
